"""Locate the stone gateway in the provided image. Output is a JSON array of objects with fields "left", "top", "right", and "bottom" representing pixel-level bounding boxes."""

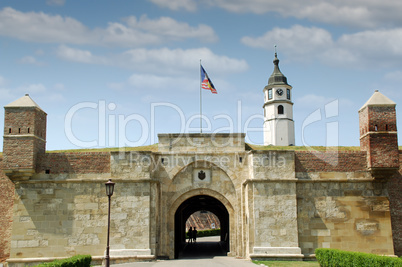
[{"left": 0, "top": 58, "right": 401, "bottom": 266}]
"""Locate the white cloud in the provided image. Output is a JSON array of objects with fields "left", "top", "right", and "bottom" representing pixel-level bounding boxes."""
[
  {"left": 242, "top": 25, "right": 402, "bottom": 68},
  {"left": 242, "top": 25, "right": 333, "bottom": 61},
  {"left": 18, "top": 56, "right": 45, "bottom": 66},
  {"left": 128, "top": 74, "right": 196, "bottom": 92},
  {"left": 122, "top": 47, "right": 248, "bottom": 75},
  {"left": 0, "top": 80, "right": 65, "bottom": 105},
  {"left": 56, "top": 45, "right": 249, "bottom": 75},
  {"left": 0, "top": 7, "right": 90, "bottom": 44},
  {"left": 124, "top": 15, "right": 217, "bottom": 42},
  {"left": 0, "top": 7, "right": 217, "bottom": 46},
  {"left": 19, "top": 56, "right": 36, "bottom": 64},
  {"left": 205, "top": 0, "right": 402, "bottom": 28},
  {"left": 149, "top": 0, "right": 197, "bottom": 12},
  {"left": 56, "top": 45, "right": 105, "bottom": 64}
]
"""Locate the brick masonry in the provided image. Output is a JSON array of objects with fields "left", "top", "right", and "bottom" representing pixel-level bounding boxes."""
[
  {"left": 3, "top": 107, "right": 46, "bottom": 171},
  {"left": 295, "top": 151, "right": 367, "bottom": 172},
  {"left": 0, "top": 157, "right": 15, "bottom": 261},
  {"left": 359, "top": 105, "right": 399, "bottom": 169},
  {"left": 186, "top": 211, "right": 220, "bottom": 231},
  {"left": 39, "top": 152, "right": 111, "bottom": 174}
]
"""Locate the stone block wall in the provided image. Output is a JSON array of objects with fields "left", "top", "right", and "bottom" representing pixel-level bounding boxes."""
[
  {"left": 109, "top": 181, "right": 153, "bottom": 255},
  {"left": 111, "top": 151, "right": 152, "bottom": 179},
  {"left": 156, "top": 155, "right": 240, "bottom": 259},
  {"left": 0, "top": 157, "right": 14, "bottom": 260},
  {"left": 251, "top": 182, "right": 298, "bottom": 249},
  {"left": 252, "top": 151, "right": 295, "bottom": 180},
  {"left": 385, "top": 152, "right": 402, "bottom": 256},
  {"left": 10, "top": 182, "right": 106, "bottom": 258},
  {"left": 1, "top": 140, "right": 400, "bottom": 262},
  {"left": 158, "top": 133, "right": 245, "bottom": 153},
  {"left": 9, "top": 180, "right": 152, "bottom": 259},
  {"left": 297, "top": 182, "right": 394, "bottom": 256}
]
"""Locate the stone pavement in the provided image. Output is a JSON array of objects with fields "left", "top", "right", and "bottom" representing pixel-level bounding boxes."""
[
  {"left": 111, "top": 257, "right": 257, "bottom": 267},
  {"left": 111, "top": 236, "right": 256, "bottom": 267}
]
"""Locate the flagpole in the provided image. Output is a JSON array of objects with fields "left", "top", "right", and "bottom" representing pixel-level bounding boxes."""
[{"left": 200, "top": 59, "right": 202, "bottom": 133}]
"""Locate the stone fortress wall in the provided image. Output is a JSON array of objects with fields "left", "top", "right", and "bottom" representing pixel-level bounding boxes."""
[
  {"left": 0, "top": 91, "right": 401, "bottom": 265},
  {"left": 1, "top": 149, "right": 400, "bottom": 262}
]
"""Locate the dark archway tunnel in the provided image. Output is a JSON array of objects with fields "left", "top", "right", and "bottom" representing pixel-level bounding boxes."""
[{"left": 174, "top": 195, "right": 230, "bottom": 259}]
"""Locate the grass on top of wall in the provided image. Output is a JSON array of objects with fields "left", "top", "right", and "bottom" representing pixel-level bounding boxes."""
[
  {"left": 247, "top": 144, "right": 361, "bottom": 151},
  {"left": 0, "top": 145, "right": 401, "bottom": 156},
  {"left": 47, "top": 144, "right": 362, "bottom": 153},
  {"left": 46, "top": 144, "right": 159, "bottom": 153}
]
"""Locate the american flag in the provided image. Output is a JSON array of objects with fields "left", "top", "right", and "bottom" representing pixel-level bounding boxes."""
[{"left": 201, "top": 65, "right": 217, "bottom": 94}]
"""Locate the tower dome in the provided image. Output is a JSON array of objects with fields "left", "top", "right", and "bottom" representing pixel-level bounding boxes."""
[{"left": 268, "top": 53, "right": 289, "bottom": 86}]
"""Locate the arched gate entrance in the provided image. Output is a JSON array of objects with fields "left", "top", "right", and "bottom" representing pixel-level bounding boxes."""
[{"left": 174, "top": 195, "right": 230, "bottom": 258}]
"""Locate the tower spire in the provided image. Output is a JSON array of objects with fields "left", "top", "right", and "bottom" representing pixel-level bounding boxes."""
[
  {"left": 273, "top": 45, "right": 279, "bottom": 65},
  {"left": 268, "top": 48, "right": 288, "bottom": 86}
]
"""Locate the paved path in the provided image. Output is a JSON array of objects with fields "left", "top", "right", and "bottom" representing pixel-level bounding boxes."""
[{"left": 111, "top": 236, "right": 256, "bottom": 267}]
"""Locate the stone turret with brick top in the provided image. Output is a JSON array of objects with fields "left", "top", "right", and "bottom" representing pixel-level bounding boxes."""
[
  {"left": 3, "top": 94, "right": 47, "bottom": 180},
  {"left": 359, "top": 90, "right": 399, "bottom": 177}
]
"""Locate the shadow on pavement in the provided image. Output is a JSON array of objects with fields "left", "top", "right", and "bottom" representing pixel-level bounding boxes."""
[{"left": 179, "top": 237, "right": 227, "bottom": 259}]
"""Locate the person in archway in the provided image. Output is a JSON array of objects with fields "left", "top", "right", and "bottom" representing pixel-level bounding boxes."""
[
  {"left": 193, "top": 227, "right": 198, "bottom": 243},
  {"left": 188, "top": 227, "right": 193, "bottom": 243}
]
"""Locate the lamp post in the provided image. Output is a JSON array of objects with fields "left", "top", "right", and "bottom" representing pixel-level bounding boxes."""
[{"left": 105, "top": 179, "right": 115, "bottom": 267}]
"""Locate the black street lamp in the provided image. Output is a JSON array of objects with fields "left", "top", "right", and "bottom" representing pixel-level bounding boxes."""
[{"left": 105, "top": 179, "right": 115, "bottom": 267}]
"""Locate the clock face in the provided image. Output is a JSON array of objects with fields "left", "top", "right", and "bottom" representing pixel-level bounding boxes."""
[{"left": 276, "top": 89, "right": 284, "bottom": 96}]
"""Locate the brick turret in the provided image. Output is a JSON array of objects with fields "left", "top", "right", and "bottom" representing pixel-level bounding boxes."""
[
  {"left": 3, "top": 94, "right": 47, "bottom": 180},
  {"left": 359, "top": 90, "right": 399, "bottom": 177}
]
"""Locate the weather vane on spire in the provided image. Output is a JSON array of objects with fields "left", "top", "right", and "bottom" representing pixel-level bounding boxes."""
[{"left": 274, "top": 44, "right": 277, "bottom": 54}]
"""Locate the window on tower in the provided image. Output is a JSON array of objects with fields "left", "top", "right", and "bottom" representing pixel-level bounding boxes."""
[
  {"left": 278, "top": 105, "right": 284, "bottom": 114},
  {"left": 287, "top": 89, "right": 290, "bottom": 100},
  {"left": 268, "top": 89, "right": 272, "bottom": 100}
]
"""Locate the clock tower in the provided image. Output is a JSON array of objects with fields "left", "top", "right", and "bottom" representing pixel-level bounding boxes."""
[{"left": 263, "top": 53, "right": 295, "bottom": 146}]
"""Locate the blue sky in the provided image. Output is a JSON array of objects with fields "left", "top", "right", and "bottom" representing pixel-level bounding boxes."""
[{"left": 0, "top": 0, "right": 401, "bottom": 150}]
